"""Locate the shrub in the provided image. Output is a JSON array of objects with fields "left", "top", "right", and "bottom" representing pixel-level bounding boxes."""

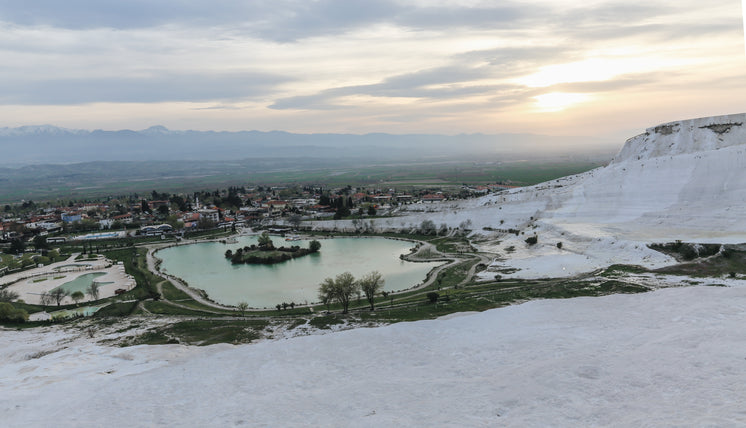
[
  {"left": 525, "top": 236, "right": 538, "bottom": 246},
  {"left": 556, "top": 242, "right": 563, "bottom": 249},
  {"left": 426, "top": 292, "right": 439, "bottom": 303},
  {"left": 0, "top": 302, "right": 28, "bottom": 323}
]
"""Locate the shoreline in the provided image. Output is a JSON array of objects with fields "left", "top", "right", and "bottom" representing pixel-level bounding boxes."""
[{"left": 149, "top": 233, "right": 455, "bottom": 310}]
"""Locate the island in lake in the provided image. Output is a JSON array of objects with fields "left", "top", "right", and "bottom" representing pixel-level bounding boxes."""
[{"left": 225, "top": 232, "right": 321, "bottom": 265}]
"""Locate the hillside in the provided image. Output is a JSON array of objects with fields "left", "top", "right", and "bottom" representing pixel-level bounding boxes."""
[{"left": 315, "top": 113, "right": 746, "bottom": 278}]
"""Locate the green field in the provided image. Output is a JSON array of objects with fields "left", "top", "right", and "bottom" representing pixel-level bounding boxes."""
[{"left": 0, "top": 158, "right": 606, "bottom": 203}]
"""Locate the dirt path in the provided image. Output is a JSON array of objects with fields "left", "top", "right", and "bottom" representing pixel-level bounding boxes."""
[{"left": 145, "top": 244, "right": 235, "bottom": 311}]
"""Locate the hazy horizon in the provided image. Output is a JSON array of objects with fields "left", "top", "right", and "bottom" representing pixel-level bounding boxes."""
[{"left": 0, "top": 1, "right": 744, "bottom": 143}]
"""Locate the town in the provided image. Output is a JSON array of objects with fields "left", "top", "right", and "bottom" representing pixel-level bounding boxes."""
[{"left": 0, "top": 182, "right": 518, "bottom": 274}]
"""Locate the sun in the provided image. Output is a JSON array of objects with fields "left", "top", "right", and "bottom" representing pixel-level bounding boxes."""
[{"left": 533, "top": 92, "right": 591, "bottom": 112}]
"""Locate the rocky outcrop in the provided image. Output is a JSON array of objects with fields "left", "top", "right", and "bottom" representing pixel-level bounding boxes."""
[{"left": 611, "top": 113, "right": 746, "bottom": 164}]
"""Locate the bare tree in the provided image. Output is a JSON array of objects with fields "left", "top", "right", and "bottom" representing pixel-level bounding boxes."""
[
  {"left": 236, "top": 301, "right": 248, "bottom": 317},
  {"left": 86, "top": 282, "right": 100, "bottom": 301},
  {"left": 358, "top": 271, "right": 384, "bottom": 311},
  {"left": 288, "top": 214, "right": 302, "bottom": 229},
  {"left": 0, "top": 289, "right": 19, "bottom": 302},
  {"left": 49, "top": 288, "right": 70, "bottom": 307},
  {"left": 39, "top": 291, "right": 53, "bottom": 308}
]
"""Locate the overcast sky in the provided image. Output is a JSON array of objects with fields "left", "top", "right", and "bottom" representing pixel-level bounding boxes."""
[{"left": 0, "top": 0, "right": 744, "bottom": 140}]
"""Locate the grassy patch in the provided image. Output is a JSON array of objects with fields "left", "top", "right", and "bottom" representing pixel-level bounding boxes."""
[
  {"left": 160, "top": 281, "right": 192, "bottom": 301},
  {"left": 129, "top": 319, "right": 268, "bottom": 346},
  {"left": 308, "top": 315, "right": 345, "bottom": 329},
  {"left": 653, "top": 246, "right": 746, "bottom": 277},
  {"left": 601, "top": 264, "right": 649, "bottom": 276},
  {"left": 94, "top": 301, "right": 138, "bottom": 317},
  {"left": 143, "top": 301, "right": 219, "bottom": 316}
]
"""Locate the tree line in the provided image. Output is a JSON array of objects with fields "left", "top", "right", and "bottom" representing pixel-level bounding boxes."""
[{"left": 318, "top": 271, "right": 384, "bottom": 313}]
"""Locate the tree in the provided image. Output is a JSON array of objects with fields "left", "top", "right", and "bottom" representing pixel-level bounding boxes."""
[
  {"left": 359, "top": 271, "right": 384, "bottom": 311},
  {"left": 318, "top": 272, "right": 360, "bottom": 314},
  {"left": 525, "top": 236, "right": 538, "bottom": 246},
  {"left": 334, "top": 204, "right": 350, "bottom": 219},
  {"left": 39, "top": 291, "right": 53, "bottom": 308},
  {"left": 141, "top": 200, "right": 150, "bottom": 213},
  {"left": 367, "top": 205, "right": 376, "bottom": 216},
  {"left": 309, "top": 240, "right": 321, "bottom": 252},
  {"left": 87, "top": 282, "right": 100, "bottom": 301},
  {"left": 71, "top": 291, "right": 84, "bottom": 306},
  {"left": 237, "top": 301, "right": 249, "bottom": 317},
  {"left": 49, "top": 288, "right": 70, "bottom": 306},
  {"left": 33, "top": 235, "right": 49, "bottom": 250},
  {"left": 257, "top": 231, "right": 274, "bottom": 250},
  {"left": 333, "top": 272, "right": 359, "bottom": 314},
  {"left": 426, "top": 292, "right": 440, "bottom": 303},
  {"left": 419, "top": 219, "right": 436, "bottom": 235},
  {"left": 224, "top": 249, "right": 233, "bottom": 259},
  {"left": 9, "top": 239, "right": 25, "bottom": 255},
  {"left": 318, "top": 277, "right": 335, "bottom": 311},
  {"left": 0, "top": 289, "right": 20, "bottom": 302},
  {"left": 0, "top": 302, "right": 28, "bottom": 323},
  {"left": 288, "top": 214, "right": 302, "bottom": 229}
]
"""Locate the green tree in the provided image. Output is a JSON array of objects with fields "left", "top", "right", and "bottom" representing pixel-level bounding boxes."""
[
  {"left": 367, "top": 205, "right": 376, "bottom": 216},
  {"left": 9, "top": 239, "right": 25, "bottom": 255},
  {"left": 257, "top": 231, "right": 274, "bottom": 250},
  {"left": 309, "top": 240, "right": 321, "bottom": 252},
  {"left": 33, "top": 235, "right": 49, "bottom": 250},
  {"left": 0, "top": 302, "right": 28, "bottom": 322},
  {"left": 319, "top": 272, "right": 359, "bottom": 314},
  {"left": 71, "top": 291, "right": 84, "bottom": 306},
  {"left": 318, "top": 277, "right": 335, "bottom": 311},
  {"left": 359, "top": 271, "right": 384, "bottom": 311}
]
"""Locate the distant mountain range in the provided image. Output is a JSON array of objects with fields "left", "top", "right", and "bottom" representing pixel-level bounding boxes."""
[{"left": 0, "top": 125, "right": 615, "bottom": 166}]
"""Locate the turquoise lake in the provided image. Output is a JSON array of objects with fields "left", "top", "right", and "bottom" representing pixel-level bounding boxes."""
[{"left": 157, "top": 236, "right": 442, "bottom": 307}]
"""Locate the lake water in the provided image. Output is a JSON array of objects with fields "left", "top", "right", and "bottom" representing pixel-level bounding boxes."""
[{"left": 157, "top": 236, "right": 442, "bottom": 307}]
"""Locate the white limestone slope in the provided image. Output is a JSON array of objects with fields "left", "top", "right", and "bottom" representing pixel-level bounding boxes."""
[
  {"left": 461, "top": 113, "right": 746, "bottom": 278},
  {"left": 548, "top": 113, "right": 746, "bottom": 240},
  {"left": 313, "top": 113, "right": 746, "bottom": 278},
  {"left": 4, "top": 285, "right": 746, "bottom": 427}
]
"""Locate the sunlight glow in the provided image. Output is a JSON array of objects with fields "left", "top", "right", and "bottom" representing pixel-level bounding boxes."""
[
  {"left": 534, "top": 92, "right": 591, "bottom": 112},
  {"left": 520, "top": 59, "right": 623, "bottom": 88}
]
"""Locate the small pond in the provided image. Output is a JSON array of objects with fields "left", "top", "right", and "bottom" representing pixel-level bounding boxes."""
[{"left": 51, "top": 272, "right": 112, "bottom": 294}]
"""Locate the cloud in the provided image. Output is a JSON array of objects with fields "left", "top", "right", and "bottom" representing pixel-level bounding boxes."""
[
  {"left": 0, "top": 72, "right": 290, "bottom": 105},
  {"left": 0, "top": 1, "right": 530, "bottom": 42}
]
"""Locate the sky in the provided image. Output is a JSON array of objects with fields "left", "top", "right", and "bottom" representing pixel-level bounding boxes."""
[{"left": 0, "top": 0, "right": 744, "bottom": 140}]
